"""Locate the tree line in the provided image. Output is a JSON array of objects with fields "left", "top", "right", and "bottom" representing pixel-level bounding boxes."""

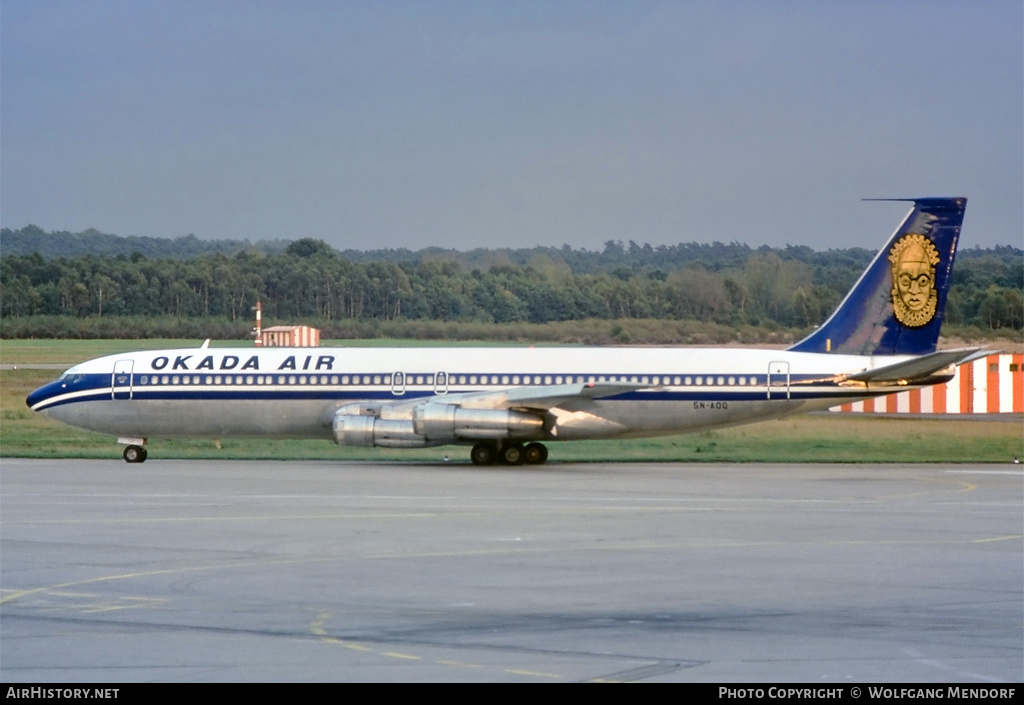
[{"left": 0, "top": 228, "right": 1020, "bottom": 341}]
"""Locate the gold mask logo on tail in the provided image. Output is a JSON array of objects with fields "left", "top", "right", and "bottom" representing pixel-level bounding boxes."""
[{"left": 889, "top": 233, "right": 940, "bottom": 327}]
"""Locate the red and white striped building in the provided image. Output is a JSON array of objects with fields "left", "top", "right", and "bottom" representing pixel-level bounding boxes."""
[
  {"left": 259, "top": 325, "right": 321, "bottom": 348},
  {"left": 831, "top": 353, "right": 1023, "bottom": 415}
]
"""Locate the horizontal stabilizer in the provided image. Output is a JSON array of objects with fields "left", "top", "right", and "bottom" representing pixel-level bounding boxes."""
[{"left": 842, "top": 348, "right": 991, "bottom": 384}]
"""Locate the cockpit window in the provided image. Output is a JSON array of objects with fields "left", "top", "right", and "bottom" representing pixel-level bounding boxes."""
[{"left": 60, "top": 364, "right": 84, "bottom": 380}]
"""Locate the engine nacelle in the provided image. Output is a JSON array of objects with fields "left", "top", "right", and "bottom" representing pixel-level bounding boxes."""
[
  {"left": 332, "top": 414, "right": 429, "bottom": 448},
  {"left": 332, "top": 403, "right": 544, "bottom": 448},
  {"left": 413, "top": 403, "right": 544, "bottom": 440}
]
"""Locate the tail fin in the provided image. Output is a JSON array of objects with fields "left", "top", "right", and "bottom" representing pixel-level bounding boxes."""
[{"left": 788, "top": 197, "right": 966, "bottom": 356}]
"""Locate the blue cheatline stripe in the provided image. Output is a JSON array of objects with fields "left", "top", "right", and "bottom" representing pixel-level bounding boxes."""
[
  {"left": 93, "top": 370, "right": 838, "bottom": 384},
  {"left": 66, "top": 370, "right": 838, "bottom": 387},
  {"left": 31, "top": 379, "right": 891, "bottom": 411}
]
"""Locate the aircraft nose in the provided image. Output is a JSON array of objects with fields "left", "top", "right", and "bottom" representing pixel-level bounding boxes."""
[{"left": 26, "top": 381, "right": 58, "bottom": 412}]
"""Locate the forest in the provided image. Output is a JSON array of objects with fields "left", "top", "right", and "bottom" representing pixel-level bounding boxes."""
[{"left": 1, "top": 225, "right": 1020, "bottom": 343}]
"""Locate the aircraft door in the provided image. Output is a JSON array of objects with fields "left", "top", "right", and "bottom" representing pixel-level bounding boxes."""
[
  {"left": 434, "top": 371, "right": 448, "bottom": 395},
  {"left": 391, "top": 371, "right": 406, "bottom": 396},
  {"left": 112, "top": 359, "right": 134, "bottom": 400},
  {"left": 767, "top": 361, "right": 790, "bottom": 400}
]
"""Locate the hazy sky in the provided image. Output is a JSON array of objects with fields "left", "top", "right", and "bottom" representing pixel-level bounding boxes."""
[{"left": 2, "top": 1, "right": 1021, "bottom": 251}]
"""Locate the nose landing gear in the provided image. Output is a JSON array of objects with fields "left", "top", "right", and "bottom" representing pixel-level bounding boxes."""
[
  {"left": 119, "top": 437, "right": 148, "bottom": 463},
  {"left": 123, "top": 445, "right": 148, "bottom": 463}
]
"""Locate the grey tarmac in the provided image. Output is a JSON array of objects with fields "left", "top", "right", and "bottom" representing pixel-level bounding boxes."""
[{"left": 1, "top": 458, "right": 1021, "bottom": 682}]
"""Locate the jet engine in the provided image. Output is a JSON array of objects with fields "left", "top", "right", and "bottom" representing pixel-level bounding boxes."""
[
  {"left": 332, "top": 414, "right": 428, "bottom": 448},
  {"left": 332, "top": 403, "right": 544, "bottom": 448}
]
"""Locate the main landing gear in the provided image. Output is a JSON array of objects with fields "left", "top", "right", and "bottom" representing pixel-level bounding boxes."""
[{"left": 470, "top": 441, "right": 549, "bottom": 466}]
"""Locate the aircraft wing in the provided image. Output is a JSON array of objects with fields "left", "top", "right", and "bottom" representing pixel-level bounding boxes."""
[
  {"left": 842, "top": 347, "right": 991, "bottom": 384},
  {"left": 330, "top": 381, "right": 650, "bottom": 446},
  {"left": 336, "top": 382, "right": 649, "bottom": 422},
  {"left": 440, "top": 381, "right": 648, "bottom": 411}
]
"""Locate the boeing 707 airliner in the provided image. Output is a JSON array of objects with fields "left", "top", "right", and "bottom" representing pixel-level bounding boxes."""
[{"left": 27, "top": 197, "right": 987, "bottom": 465}]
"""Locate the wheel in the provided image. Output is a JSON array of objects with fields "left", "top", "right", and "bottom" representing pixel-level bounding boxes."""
[
  {"left": 523, "top": 442, "right": 548, "bottom": 465},
  {"left": 123, "top": 445, "right": 147, "bottom": 463},
  {"left": 470, "top": 442, "right": 497, "bottom": 466},
  {"left": 501, "top": 443, "right": 525, "bottom": 466}
]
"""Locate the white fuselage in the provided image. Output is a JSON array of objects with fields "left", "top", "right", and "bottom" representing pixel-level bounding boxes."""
[{"left": 30, "top": 345, "right": 924, "bottom": 444}]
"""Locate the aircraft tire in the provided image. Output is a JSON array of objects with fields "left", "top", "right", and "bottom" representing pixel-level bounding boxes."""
[
  {"left": 501, "top": 443, "right": 525, "bottom": 466},
  {"left": 123, "top": 445, "right": 147, "bottom": 464},
  {"left": 470, "top": 442, "right": 497, "bottom": 466},
  {"left": 523, "top": 442, "right": 548, "bottom": 465}
]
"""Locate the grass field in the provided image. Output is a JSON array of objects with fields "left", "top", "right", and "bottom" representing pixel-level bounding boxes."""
[{"left": 2, "top": 339, "right": 1021, "bottom": 464}]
